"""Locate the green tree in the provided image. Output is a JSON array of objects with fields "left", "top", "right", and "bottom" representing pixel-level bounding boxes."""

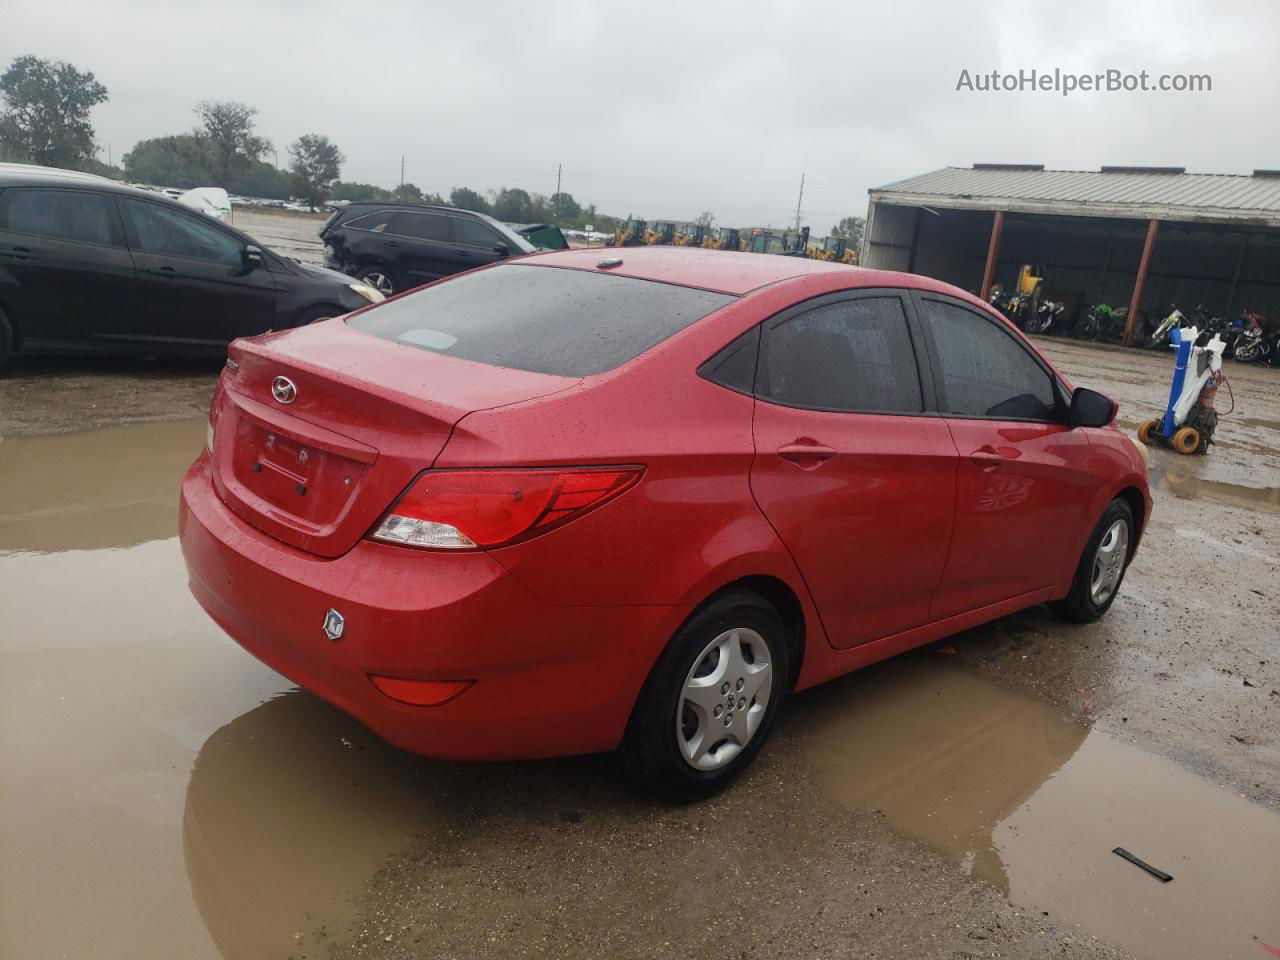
[
  {"left": 239, "top": 160, "right": 292, "bottom": 200},
  {"left": 0, "top": 55, "right": 108, "bottom": 168},
  {"left": 287, "top": 133, "right": 343, "bottom": 210},
  {"left": 122, "top": 134, "right": 210, "bottom": 187},
  {"left": 450, "top": 186, "right": 489, "bottom": 214},
  {"left": 193, "top": 101, "right": 271, "bottom": 191},
  {"left": 332, "top": 180, "right": 392, "bottom": 202},
  {"left": 549, "top": 191, "right": 580, "bottom": 220},
  {"left": 491, "top": 187, "right": 532, "bottom": 222},
  {"left": 395, "top": 181, "right": 423, "bottom": 202},
  {"left": 84, "top": 157, "right": 125, "bottom": 180},
  {"left": 830, "top": 215, "right": 865, "bottom": 246}
]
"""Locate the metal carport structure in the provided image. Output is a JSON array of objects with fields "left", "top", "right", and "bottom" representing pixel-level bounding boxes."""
[{"left": 862, "top": 164, "right": 1280, "bottom": 344}]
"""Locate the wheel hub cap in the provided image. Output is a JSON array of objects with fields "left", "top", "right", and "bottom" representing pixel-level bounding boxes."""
[
  {"left": 1089, "top": 518, "right": 1130, "bottom": 605},
  {"left": 677, "top": 627, "right": 773, "bottom": 771}
]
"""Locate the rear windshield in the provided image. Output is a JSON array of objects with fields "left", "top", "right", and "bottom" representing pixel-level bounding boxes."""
[{"left": 346, "top": 264, "right": 735, "bottom": 376}]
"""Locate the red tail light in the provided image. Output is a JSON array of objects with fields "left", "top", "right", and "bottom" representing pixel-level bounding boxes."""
[
  {"left": 205, "top": 364, "right": 234, "bottom": 454},
  {"left": 370, "top": 467, "right": 642, "bottom": 550}
]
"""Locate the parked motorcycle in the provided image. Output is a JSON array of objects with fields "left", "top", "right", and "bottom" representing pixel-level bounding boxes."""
[
  {"left": 1231, "top": 311, "right": 1271, "bottom": 363},
  {"left": 1234, "top": 312, "right": 1276, "bottom": 364},
  {"left": 1074, "top": 303, "right": 1128, "bottom": 342},
  {"left": 992, "top": 284, "right": 1048, "bottom": 331},
  {"left": 1024, "top": 299, "right": 1065, "bottom": 335}
]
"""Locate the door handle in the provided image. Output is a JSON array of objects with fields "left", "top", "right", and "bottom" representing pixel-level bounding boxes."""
[
  {"left": 149, "top": 266, "right": 179, "bottom": 280},
  {"left": 384, "top": 239, "right": 400, "bottom": 247},
  {"left": 2, "top": 246, "right": 35, "bottom": 261},
  {"left": 454, "top": 250, "right": 471, "bottom": 258},
  {"left": 970, "top": 446, "right": 1006, "bottom": 471},
  {"left": 778, "top": 440, "right": 836, "bottom": 468}
]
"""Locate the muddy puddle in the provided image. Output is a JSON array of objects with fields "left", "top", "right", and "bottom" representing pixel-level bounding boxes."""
[
  {"left": 0, "top": 420, "right": 426, "bottom": 959},
  {"left": 1156, "top": 467, "right": 1280, "bottom": 512},
  {"left": 798, "top": 659, "right": 1280, "bottom": 960},
  {"left": 5, "top": 417, "right": 1279, "bottom": 960}
]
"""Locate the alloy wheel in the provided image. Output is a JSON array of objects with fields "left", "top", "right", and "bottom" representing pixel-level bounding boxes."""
[{"left": 362, "top": 271, "right": 394, "bottom": 296}]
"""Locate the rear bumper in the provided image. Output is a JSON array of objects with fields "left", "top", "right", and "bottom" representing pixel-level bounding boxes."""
[{"left": 179, "top": 454, "right": 683, "bottom": 761}]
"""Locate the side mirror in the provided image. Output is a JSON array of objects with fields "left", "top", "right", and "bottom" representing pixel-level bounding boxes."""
[
  {"left": 242, "top": 244, "right": 266, "bottom": 271},
  {"left": 493, "top": 242, "right": 510, "bottom": 257},
  {"left": 1070, "top": 387, "right": 1117, "bottom": 427}
]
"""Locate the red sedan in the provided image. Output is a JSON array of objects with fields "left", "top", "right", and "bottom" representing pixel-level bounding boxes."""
[{"left": 179, "top": 247, "right": 1150, "bottom": 800}]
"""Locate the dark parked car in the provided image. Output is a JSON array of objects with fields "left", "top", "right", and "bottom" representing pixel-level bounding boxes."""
[
  {"left": 0, "top": 165, "right": 384, "bottom": 370},
  {"left": 320, "top": 202, "right": 537, "bottom": 296}
]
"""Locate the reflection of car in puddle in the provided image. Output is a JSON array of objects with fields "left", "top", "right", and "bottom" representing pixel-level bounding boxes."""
[
  {"left": 794, "top": 656, "right": 1280, "bottom": 960},
  {"left": 183, "top": 692, "right": 426, "bottom": 959},
  {"left": 798, "top": 658, "right": 1087, "bottom": 894},
  {"left": 182, "top": 689, "right": 622, "bottom": 958}
]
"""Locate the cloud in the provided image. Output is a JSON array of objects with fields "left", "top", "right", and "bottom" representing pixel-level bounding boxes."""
[{"left": 4, "top": 0, "right": 1277, "bottom": 228}]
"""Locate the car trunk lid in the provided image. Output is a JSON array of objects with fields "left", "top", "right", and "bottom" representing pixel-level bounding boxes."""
[{"left": 211, "top": 320, "right": 577, "bottom": 557}]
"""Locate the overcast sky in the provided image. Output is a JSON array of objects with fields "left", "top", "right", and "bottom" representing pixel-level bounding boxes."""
[{"left": 6, "top": 0, "right": 1279, "bottom": 228}]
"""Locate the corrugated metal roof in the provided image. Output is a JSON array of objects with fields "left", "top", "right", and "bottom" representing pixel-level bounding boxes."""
[{"left": 869, "top": 166, "right": 1280, "bottom": 226}]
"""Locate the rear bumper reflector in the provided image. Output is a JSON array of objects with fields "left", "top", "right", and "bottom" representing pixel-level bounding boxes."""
[{"left": 368, "top": 675, "right": 474, "bottom": 707}]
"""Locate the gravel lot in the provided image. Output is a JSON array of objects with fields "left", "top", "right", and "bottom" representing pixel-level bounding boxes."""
[{"left": 0, "top": 222, "right": 1276, "bottom": 960}]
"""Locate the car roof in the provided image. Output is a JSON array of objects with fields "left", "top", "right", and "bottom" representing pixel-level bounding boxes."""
[
  {"left": 0, "top": 162, "right": 115, "bottom": 186},
  {"left": 522, "top": 246, "right": 961, "bottom": 298},
  {"left": 0, "top": 165, "right": 267, "bottom": 246},
  {"left": 343, "top": 200, "right": 487, "bottom": 219}
]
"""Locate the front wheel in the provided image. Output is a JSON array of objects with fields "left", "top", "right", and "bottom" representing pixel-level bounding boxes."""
[
  {"left": 1234, "top": 335, "right": 1261, "bottom": 362},
  {"left": 355, "top": 265, "right": 397, "bottom": 297},
  {"left": 1050, "top": 498, "right": 1134, "bottom": 624},
  {"left": 621, "top": 591, "right": 789, "bottom": 802}
]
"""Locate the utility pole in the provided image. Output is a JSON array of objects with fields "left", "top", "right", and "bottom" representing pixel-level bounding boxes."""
[
  {"left": 400, "top": 155, "right": 405, "bottom": 199},
  {"left": 555, "top": 163, "right": 562, "bottom": 218},
  {"left": 794, "top": 172, "right": 805, "bottom": 232}
]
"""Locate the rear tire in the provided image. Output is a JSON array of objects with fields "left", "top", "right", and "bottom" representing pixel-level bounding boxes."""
[
  {"left": 355, "top": 265, "right": 397, "bottom": 297},
  {"left": 1136, "top": 419, "right": 1160, "bottom": 446},
  {"left": 621, "top": 591, "right": 790, "bottom": 802},
  {"left": 0, "top": 308, "right": 13, "bottom": 373},
  {"left": 1050, "top": 498, "right": 1134, "bottom": 624}
]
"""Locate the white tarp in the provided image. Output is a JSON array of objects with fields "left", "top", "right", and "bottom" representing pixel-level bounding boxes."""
[{"left": 177, "top": 187, "right": 232, "bottom": 221}]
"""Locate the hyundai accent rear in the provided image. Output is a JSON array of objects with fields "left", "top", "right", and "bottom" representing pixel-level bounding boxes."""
[{"left": 180, "top": 249, "right": 1150, "bottom": 800}]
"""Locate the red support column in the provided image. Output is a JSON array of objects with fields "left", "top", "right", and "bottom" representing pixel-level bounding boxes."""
[
  {"left": 1124, "top": 219, "right": 1160, "bottom": 346},
  {"left": 979, "top": 210, "right": 1004, "bottom": 301}
]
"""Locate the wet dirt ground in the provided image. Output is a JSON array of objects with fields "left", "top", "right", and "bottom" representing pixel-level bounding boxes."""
[{"left": 1, "top": 305, "right": 1278, "bottom": 959}]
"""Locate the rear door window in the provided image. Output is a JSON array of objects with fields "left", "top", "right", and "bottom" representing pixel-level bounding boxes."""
[
  {"left": 756, "top": 295, "right": 923, "bottom": 414},
  {"left": 2, "top": 188, "right": 119, "bottom": 246},
  {"left": 916, "top": 297, "right": 1059, "bottom": 421},
  {"left": 390, "top": 212, "right": 453, "bottom": 243},
  {"left": 347, "top": 264, "right": 735, "bottom": 376},
  {"left": 454, "top": 217, "right": 504, "bottom": 248}
]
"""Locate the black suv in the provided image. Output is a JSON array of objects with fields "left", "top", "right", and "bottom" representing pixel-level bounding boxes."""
[
  {"left": 0, "top": 164, "right": 384, "bottom": 370},
  {"left": 320, "top": 202, "right": 537, "bottom": 296}
]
